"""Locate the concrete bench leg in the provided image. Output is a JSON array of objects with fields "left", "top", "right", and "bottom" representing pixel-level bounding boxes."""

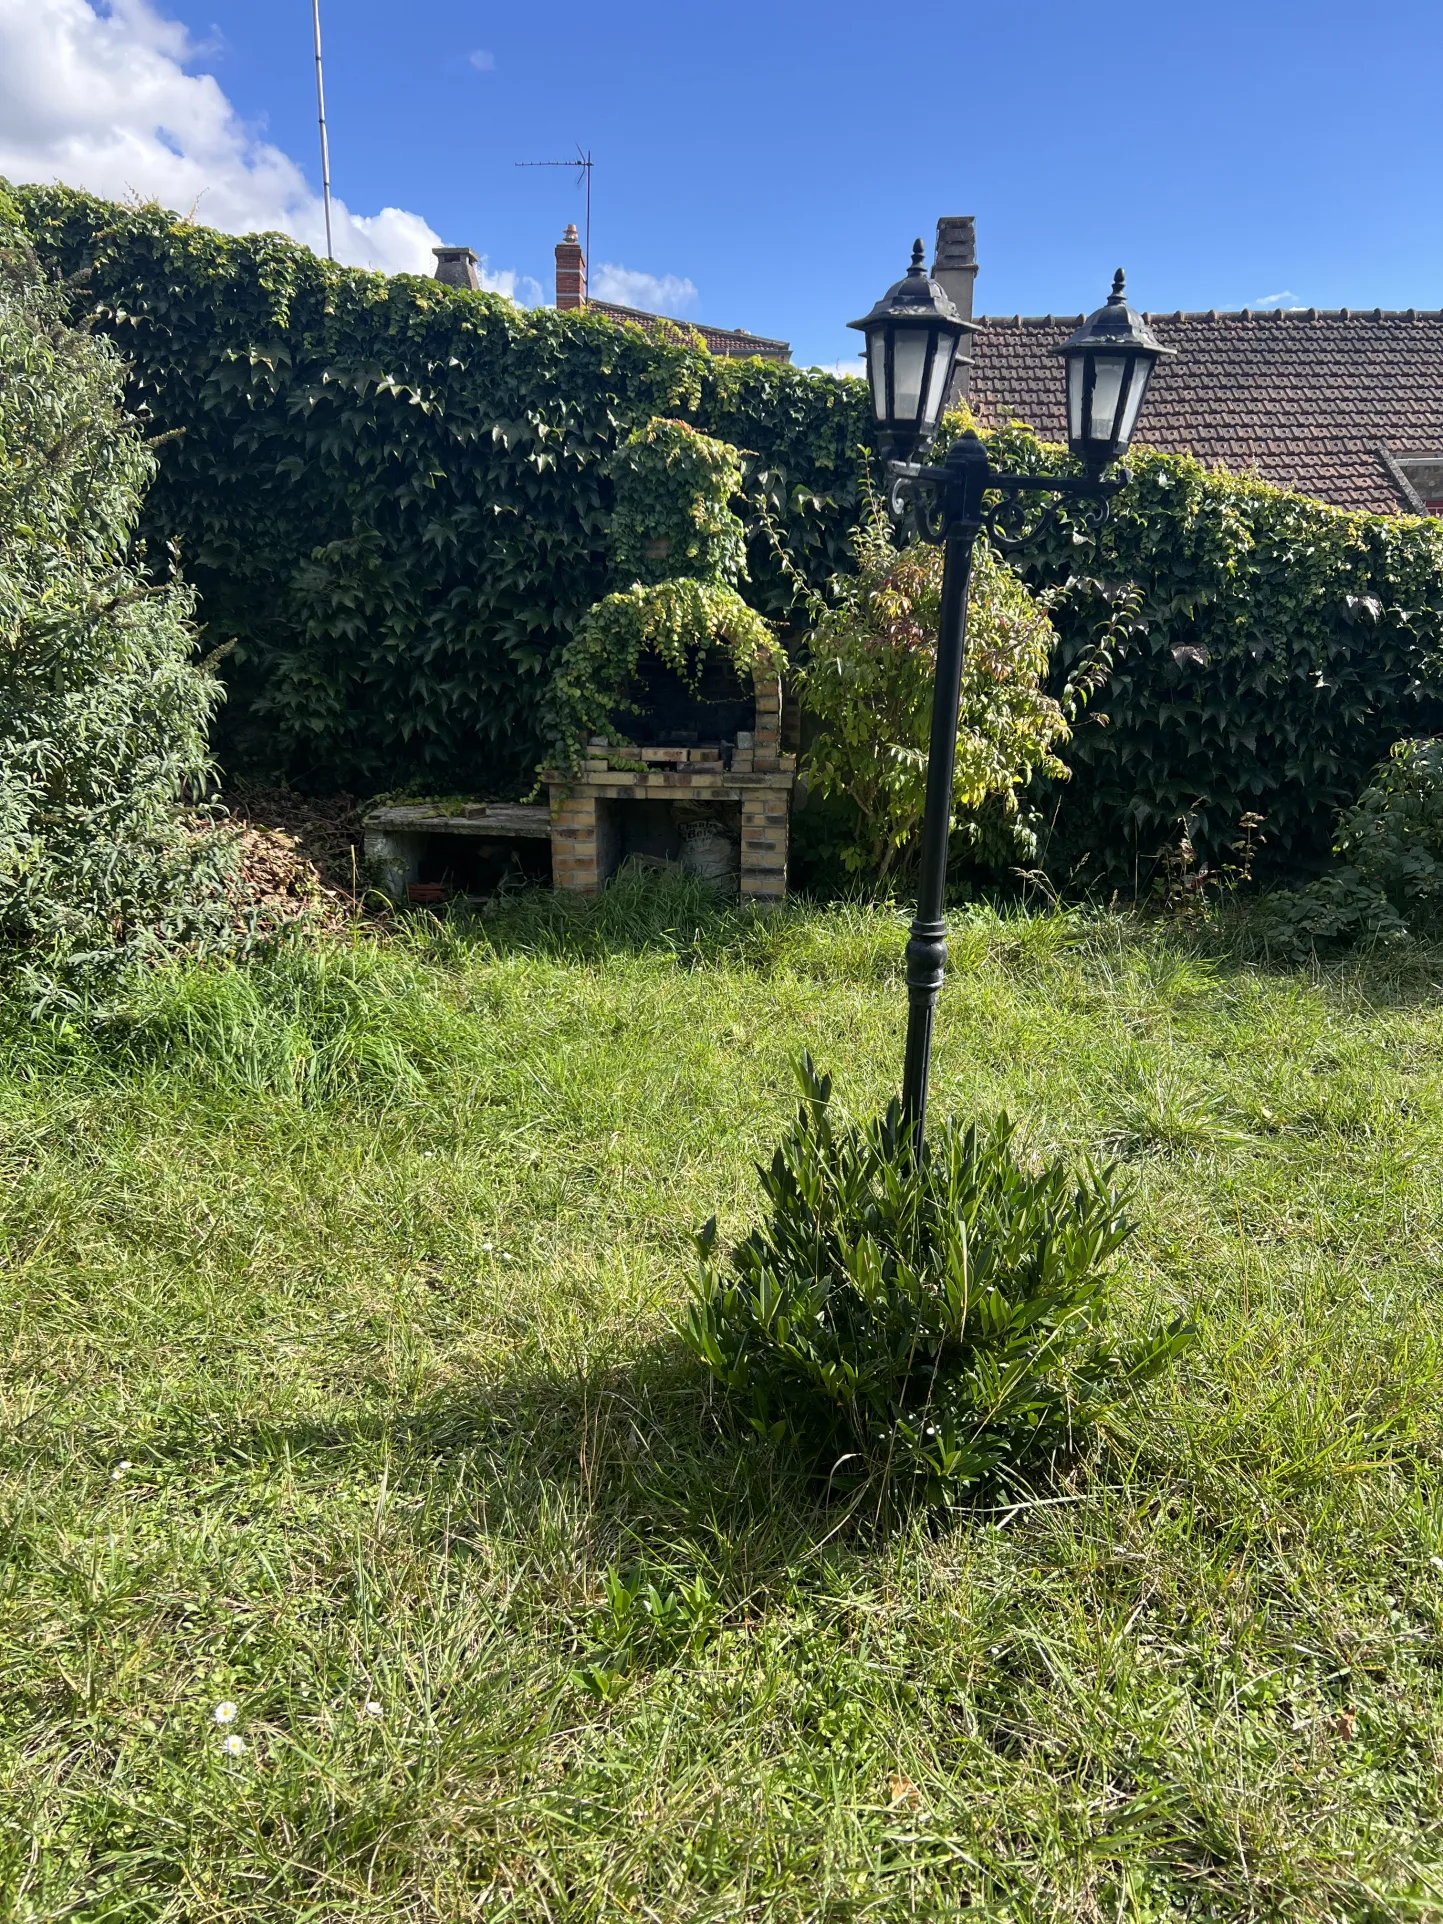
[{"left": 363, "top": 829, "right": 425, "bottom": 903}]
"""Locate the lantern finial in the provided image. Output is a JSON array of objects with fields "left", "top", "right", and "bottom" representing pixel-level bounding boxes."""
[
  {"left": 1110, "top": 268, "right": 1126, "bottom": 303},
  {"left": 910, "top": 239, "right": 926, "bottom": 272}
]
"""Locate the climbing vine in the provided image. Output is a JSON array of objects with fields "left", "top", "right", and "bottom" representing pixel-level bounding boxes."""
[
  {"left": 13, "top": 184, "right": 865, "bottom": 796},
  {"left": 542, "top": 419, "right": 781, "bottom": 768}
]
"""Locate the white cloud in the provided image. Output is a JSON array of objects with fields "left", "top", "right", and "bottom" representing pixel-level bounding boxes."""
[
  {"left": 1252, "top": 290, "right": 1302, "bottom": 310},
  {"left": 589, "top": 262, "right": 698, "bottom": 314},
  {"left": 469, "top": 49, "right": 495, "bottom": 71},
  {"left": 0, "top": 0, "right": 525, "bottom": 286},
  {"left": 808, "top": 358, "right": 865, "bottom": 380},
  {"left": 482, "top": 267, "right": 544, "bottom": 306}
]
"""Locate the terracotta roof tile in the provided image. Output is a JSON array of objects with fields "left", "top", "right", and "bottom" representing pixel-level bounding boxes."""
[{"left": 966, "top": 308, "right": 1443, "bottom": 513}]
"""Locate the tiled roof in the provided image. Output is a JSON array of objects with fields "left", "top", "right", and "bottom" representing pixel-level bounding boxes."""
[
  {"left": 587, "top": 299, "right": 790, "bottom": 363},
  {"left": 967, "top": 308, "right": 1443, "bottom": 513}
]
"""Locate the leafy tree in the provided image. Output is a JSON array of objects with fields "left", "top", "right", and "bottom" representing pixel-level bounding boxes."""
[
  {"left": 795, "top": 505, "right": 1076, "bottom": 881},
  {"left": 0, "top": 191, "right": 234, "bottom": 996}
]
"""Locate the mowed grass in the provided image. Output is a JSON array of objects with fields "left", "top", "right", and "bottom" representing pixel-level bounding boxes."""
[{"left": 4, "top": 875, "right": 1443, "bottom": 1920}]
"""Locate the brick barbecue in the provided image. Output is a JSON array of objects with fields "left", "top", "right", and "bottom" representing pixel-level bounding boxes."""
[
  {"left": 363, "top": 665, "right": 795, "bottom": 904},
  {"left": 546, "top": 665, "right": 794, "bottom": 900}
]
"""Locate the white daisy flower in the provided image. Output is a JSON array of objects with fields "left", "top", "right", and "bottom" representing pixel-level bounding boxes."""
[
  {"left": 221, "top": 1733, "right": 246, "bottom": 1756},
  {"left": 362, "top": 1699, "right": 383, "bottom": 1717},
  {"left": 212, "top": 1701, "right": 238, "bottom": 1725}
]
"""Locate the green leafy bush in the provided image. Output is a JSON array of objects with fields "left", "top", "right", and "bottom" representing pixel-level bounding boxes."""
[
  {"left": 683, "top": 1056, "right": 1190, "bottom": 1504},
  {"left": 795, "top": 507, "right": 1077, "bottom": 881},
  {"left": 1254, "top": 738, "right": 1443, "bottom": 950},
  {"left": 0, "top": 199, "right": 235, "bottom": 996}
]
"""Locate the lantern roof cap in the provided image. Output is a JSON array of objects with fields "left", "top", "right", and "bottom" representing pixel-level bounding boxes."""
[
  {"left": 1050, "top": 270, "right": 1175, "bottom": 359},
  {"left": 848, "top": 239, "right": 976, "bottom": 335}
]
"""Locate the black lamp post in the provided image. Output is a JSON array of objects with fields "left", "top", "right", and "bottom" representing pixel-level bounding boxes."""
[{"left": 849, "top": 252, "right": 1173, "bottom": 1156}]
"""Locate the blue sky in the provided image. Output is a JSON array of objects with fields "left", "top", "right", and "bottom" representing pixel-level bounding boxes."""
[{"left": 4, "top": 0, "right": 1442, "bottom": 370}]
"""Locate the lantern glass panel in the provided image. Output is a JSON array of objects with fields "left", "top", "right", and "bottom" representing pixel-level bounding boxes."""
[
  {"left": 1088, "top": 355, "right": 1127, "bottom": 443},
  {"left": 1066, "top": 355, "right": 1084, "bottom": 443},
  {"left": 867, "top": 332, "right": 888, "bottom": 421},
  {"left": 892, "top": 331, "right": 928, "bottom": 423},
  {"left": 922, "top": 336, "right": 954, "bottom": 429},
  {"left": 1117, "top": 357, "right": 1152, "bottom": 447}
]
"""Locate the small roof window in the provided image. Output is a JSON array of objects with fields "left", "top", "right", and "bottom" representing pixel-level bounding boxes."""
[{"left": 1390, "top": 454, "right": 1443, "bottom": 515}]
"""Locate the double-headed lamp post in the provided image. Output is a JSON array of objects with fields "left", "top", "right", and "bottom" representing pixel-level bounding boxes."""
[{"left": 848, "top": 244, "right": 1174, "bottom": 1156}]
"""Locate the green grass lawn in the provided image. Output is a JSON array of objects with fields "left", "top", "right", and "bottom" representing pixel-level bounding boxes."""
[{"left": 4, "top": 878, "right": 1443, "bottom": 1921}]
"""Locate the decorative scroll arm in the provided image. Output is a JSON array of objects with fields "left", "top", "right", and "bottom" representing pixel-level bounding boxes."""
[{"left": 885, "top": 430, "right": 1126, "bottom": 554}]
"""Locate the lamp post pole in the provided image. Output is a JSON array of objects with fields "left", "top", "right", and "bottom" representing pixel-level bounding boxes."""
[
  {"left": 850, "top": 254, "right": 1174, "bottom": 1162},
  {"left": 900, "top": 435, "right": 988, "bottom": 1149}
]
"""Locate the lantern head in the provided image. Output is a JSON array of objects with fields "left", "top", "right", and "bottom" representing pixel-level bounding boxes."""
[
  {"left": 848, "top": 240, "right": 975, "bottom": 463},
  {"left": 1052, "top": 269, "right": 1173, "bottom": 472}
]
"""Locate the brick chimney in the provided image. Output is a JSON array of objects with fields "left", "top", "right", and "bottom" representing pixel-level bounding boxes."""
[
  {"left": 555, "top": 222, "right": 586, "bottom": 309},
  {"left": 932, "top": 216, "right": 977, "bottom": 403},
  {"left": 433, "top": 246, "right": 481, "bottom": 290}
]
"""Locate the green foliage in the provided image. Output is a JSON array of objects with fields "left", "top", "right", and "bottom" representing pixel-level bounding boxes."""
[
  {"left": 544, "top": 579, "right": 779, "bottom": 770},
  {"left": 0, "top": 211, "right": 235, "bottom": 996},
  {"left": 1255, "top": 738, "right": 1443, "bottom": 950},
  {"left": 988, "top": 424, "right": 1443, "bottom": 883},
  {"left": 541, "top": 417, "right": 780, "bottom": 768},
  {"left": 14, "top": 185, "right": 868, "bottom": 794},
  {"left": 22, "top": 185, "right": 1443, "bottom": 882},
  {"left": 795, "top": 507, "right": 1074, "bottom": 880},
  {"left": 684, "top": 1054, "right": 1189, "bottom": 1504},
  {"left": 609, "top": 416, "right": 749, "bottom": 587}
]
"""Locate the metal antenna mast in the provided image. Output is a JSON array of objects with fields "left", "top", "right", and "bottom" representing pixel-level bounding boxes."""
[
  {"left": 516, "top": 147, "right": 593, "bottom": 272},
  {"left": 311, "top": 0, "right": 334, "bottom": 260}
]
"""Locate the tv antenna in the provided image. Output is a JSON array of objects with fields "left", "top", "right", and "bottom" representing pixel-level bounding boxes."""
[
  {"left": 310, "top": 0, "right": 334, "bottom": 259},
  {"left": 516, "top": 146, "right": 593, "bottom": 274}
]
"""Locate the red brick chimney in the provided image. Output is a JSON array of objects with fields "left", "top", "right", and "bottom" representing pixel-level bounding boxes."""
[{"left": 555, "top": 222, "right": 586, "bottom": 309}]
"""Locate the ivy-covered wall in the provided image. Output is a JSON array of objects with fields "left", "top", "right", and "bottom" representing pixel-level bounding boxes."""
[
  {"left": 15, "top": 185, "right": 867, "bottom": 794},
  {"left": 16, "top": 185, "right": 1443, "bottom": 881},
  {"left": 985, "top": 424, "right": 1443, "bottom": 881}
]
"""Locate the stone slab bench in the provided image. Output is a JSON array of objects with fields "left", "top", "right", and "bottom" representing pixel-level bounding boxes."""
[{"left": 362, "top": 803, "right": 550, "bottom": 899}]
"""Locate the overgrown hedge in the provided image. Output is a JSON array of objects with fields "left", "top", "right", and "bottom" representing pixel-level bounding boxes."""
[
  {"left": 987, "top": 424, "right": 1443, "bottom": 882},
  {"left": 14, "top": 185, "right": 868, "bottom": 794},
  {"left": 16, "top": 185, "right": 1443, "bottom": 881}
]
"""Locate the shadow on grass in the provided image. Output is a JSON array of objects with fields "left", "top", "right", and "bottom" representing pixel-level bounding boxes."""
[{"left": 158, "top": 1336, "right": 858, "bottom": 1596}]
